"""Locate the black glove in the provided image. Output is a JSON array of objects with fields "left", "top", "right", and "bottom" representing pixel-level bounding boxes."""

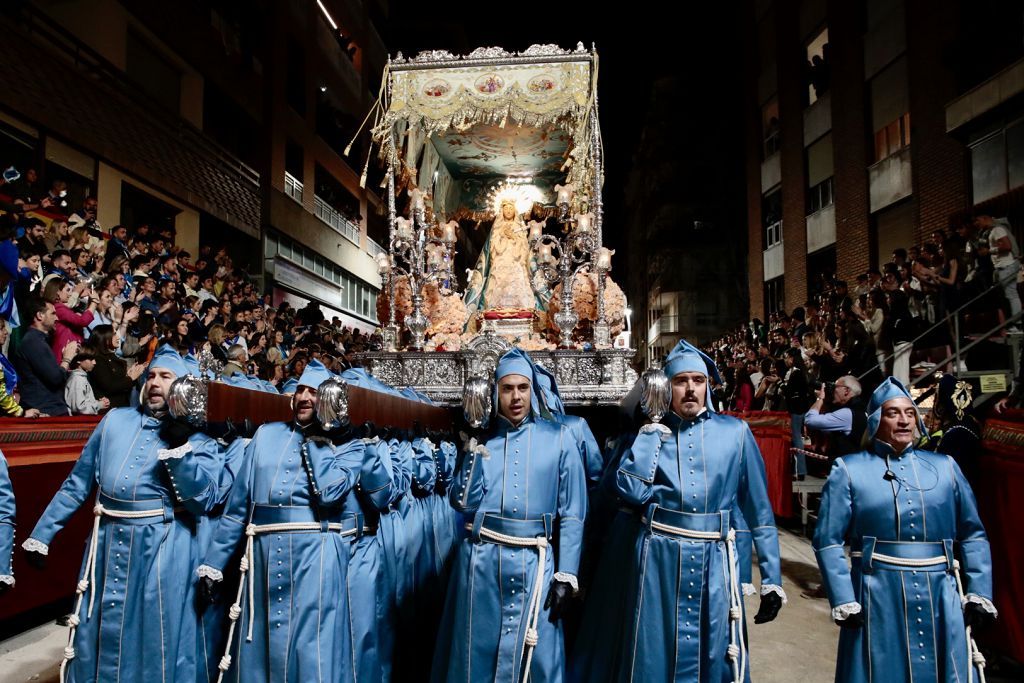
[
  {"left": 753, "top": 591, "right": 783, "bottom": 624},
  {"left": 837, "top": 610, "right": 865, "bottom": 629},
  {"left": 160, "top": 418, "right": 197, "bottom": 449},
  {"left": 197, "top": 576, "right": 220, "bottom": 606},
  {"left": 23, "top": 547, "right": 47, "bottom": 570},
  {"left": 0, "top": 581, "right": 10, "bottom": 596},
  {"left": 964, "top": 601, "right": 996, "bottom": 632},
  {"left": 544, "top": 579, "right": 574, "bottom": 623}
]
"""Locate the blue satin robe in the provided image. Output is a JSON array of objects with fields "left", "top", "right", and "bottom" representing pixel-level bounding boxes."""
[
  {"left": 813, "top": 442, "right": 994, "bottom": 683},
  {"left": 553, "top": 414, "right": 604, "bottom": 486},
  {"left": 201, "top": 423, "right": 364, "bottom": 683},
  {"left": 609, "top": 410, "right": 782, "bottom": 683},
  {"left": 26, "top": 408, "right": 228, "bottom": 683},
  {"left": 432, "top": 415, "right": 588, "bottom": 683},
  {"left": 339, "top": 436, "right": 396, "bottom": 683},
  {"left": 0, "top": 450, "right": 13, "bottom": 587}
]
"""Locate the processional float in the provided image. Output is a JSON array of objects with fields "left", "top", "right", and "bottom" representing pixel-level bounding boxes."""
[{"left": 352, "top": 43, "right": 637, "bottom": 405}]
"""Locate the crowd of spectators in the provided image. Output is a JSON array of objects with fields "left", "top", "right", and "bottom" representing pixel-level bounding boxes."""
[
  {"left": 0, "top": 165, "right": 381, "bottom": 418},
  {"left": 710, "top": 214, "right": 1021, "bottom": 412},
  {"left": 705, "top": 214, "right": 1022, "bottom": 469}
]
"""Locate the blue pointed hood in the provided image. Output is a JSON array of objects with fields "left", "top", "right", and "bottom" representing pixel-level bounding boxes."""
[
  {"left": 663, "top": 339, "right": 720, "bottom": 412},
  {"left": 866, "top": 376, "right": 924, "bottom": 441},
  {"left": 493, "top": 348, "right": 542, "bottom": 420},
  {"left": 149, "top": 344, "right": 189, "bottom": 378},
  {"left": 296, "top": 359, "right": 332, "bottom": 391}
]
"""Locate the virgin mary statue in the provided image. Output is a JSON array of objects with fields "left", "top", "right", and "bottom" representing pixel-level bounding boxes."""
[{"left": 463, "top": 198, "right": 544, "bottom": 314}]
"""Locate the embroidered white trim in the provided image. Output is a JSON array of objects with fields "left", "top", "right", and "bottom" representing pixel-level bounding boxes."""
[
  {"left": 157, "top": 443, "right": 193, "bottom": 461},
  {"left": 196, "top": 565, "right": 224, "bottom": 582},
  {"left": 553, "top": 572, "right": 579, "bottom": 594},
  {"left": 0, "top": 574, "right": 14, "bottom": 586},
  {"left": 639, "top": 422, "right": 672, "bottom": 437},
  {"left": 22, "top": 538, "right": 48, "bottom": 555},
  {"left": 965, "top": 594, "right": 999, "bottom": 617},
  {"left": 742, "top": 583, "right": 756, "bottom": 597},
  {"left": 760, "top": 584, "right": 788, "bottom": 604},
  {"left": 832, "top": 602, "right": 862, "bottom": 621}
]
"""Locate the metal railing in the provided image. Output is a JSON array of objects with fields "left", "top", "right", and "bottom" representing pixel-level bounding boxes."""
[
  {"left": 284, "top": 172, "right": 303, "bottom": 203},
  {"left": 855, "top": 269, "right": 1023, "bottom": 389},
  {"left": 313, "top": 195, "right": 360, "bottom": 245},
  {"left": 367, "top": 237, "right": 387, "bottom": 258}
]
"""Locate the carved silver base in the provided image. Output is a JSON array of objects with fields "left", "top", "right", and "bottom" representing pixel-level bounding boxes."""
[
  {"left": 481, "top": 316, "right": 535, "bottom": 340},
  {"left": 358, "top": 332, "right": 638, "bottom": 406}
]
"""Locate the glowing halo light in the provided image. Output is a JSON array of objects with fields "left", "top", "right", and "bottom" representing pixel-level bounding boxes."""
[{"left": 489, "top": 176, "right": 545, "bottom": 215}]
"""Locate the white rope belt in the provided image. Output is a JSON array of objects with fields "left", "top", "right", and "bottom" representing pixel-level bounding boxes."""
[
  {"left": 850, "top": 551, "right": 949, "bottom": 568},
  {"left": 849, "top": 551, "right": 987, "bottom": 682},
  {"left": 646, "top": 519, "right": 746, "bottom": 683},
  {"left": 649, "top": 520, "right": 723, "bottom": 541},
  {"left": 722, "top": 529, "right": 747, "bottom": 683},
  {"left": 470, "top": 524, "right": 549, "bottom": 683},
  {"left": 952, "top": 559, "right": 988, "bottom": 683},
  {"left": 60, "top": 503, "right": 165, "bottom": 683},
  {"left": 216, "top": 521, "right": 355, "bottom": 682}
]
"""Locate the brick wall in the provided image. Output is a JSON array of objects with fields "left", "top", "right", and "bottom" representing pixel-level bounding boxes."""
[
  {"left": 906, "top": 0, "right": 970, "bottom": 244},
  {"left": 745, "top": 5, "right": 766, "bottom": 319},
  {"left": 776, "top": 0, "right": 808, "bottom": 309},
  {"left": 827, "top": 0, "right": 872, "bottom": 282}
]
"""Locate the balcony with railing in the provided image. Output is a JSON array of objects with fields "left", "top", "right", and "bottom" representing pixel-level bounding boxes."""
[
  {"left": 647, "top": 314, "right": 681, "bottom": 345},
  {"left": 367, "top": 237, "right": 387, "bottom": 258},
  {"left": 284, "top": 172, "right": 304, "bottom": 204},
  {"left": 313, "top": 194, "right": 361, "bottom": 245}
]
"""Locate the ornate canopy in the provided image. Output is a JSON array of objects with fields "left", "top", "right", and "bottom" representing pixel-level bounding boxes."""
[{"left": 369, "top": 43, "right": 600, "bottom": 218}]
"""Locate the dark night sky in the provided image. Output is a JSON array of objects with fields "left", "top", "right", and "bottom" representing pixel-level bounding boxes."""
[{"left": 382, "top": 1, "right": 749, "bottom": 287}]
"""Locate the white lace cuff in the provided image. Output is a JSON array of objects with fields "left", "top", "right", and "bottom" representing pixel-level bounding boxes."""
[
  {"left": 553, "top": 572, "right": 579, "bottom": 595},
  {"left": 362, "top": 436, "right": 381, "bottom": 445},
  {"left": 965, "top": 594, "right": 998, "bottom": 617},
  {"left": 742, "top": 583, "right": 756, "bottom": 597},
  {"left": 0, "top": 574, "right": 14, "bottom": 586},
  {"left": 465, "top": 437, "right": 490, "bottom": 460},
  {"left": 196, "top": 565, "right": 224, "bottom": 582},
  {"left": 22, "top": 538, "right": 48, "bottom": 555},
  {"left": 832, "top": 602, "right": 862, "bottom": 621},
  {"left": 760, "top": 584, "right": 788, "bottom": 604},
  {"left": 640, "top": 422, "right": 672, "bottom": 437},
  {"left": 158, "top": 443, "right": 192, "bottom": 461}
]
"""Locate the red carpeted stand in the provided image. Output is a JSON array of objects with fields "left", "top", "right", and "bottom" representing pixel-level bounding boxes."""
[
  {"left": 727, "top": 411, "right": 794, "bottom": 518},
  {"left": 977, "top": 412, "right": 1024, "bottom": 662}
]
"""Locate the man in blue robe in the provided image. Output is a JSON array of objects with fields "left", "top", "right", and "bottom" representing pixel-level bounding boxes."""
[
  {"left": 573, "top": 339, "right": 784, "bottom": 683},
  {"left": 534, "top": 364, "right": 604, "bottom": 486},
  {"left": 197, "top": 359, "right": 370, "bottom": 682},
  {"left": 21, "top": 345, "right": 233, "bottom": 683},
  {"left": 0, "top": 449, "right": 13, "bottom": 594},
  {"left": 432, "top": 348, "right": 588, "bottom": 683},
  {"left": 814, "top": 377, "right": 996, "bottom": 683}
]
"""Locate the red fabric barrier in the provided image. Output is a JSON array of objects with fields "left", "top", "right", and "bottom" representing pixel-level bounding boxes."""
[
  {"left": 0, "top": 416, "right": 101, "bottom": 626},
  {"left": 727, "top": 411, "right": 794, "bottom": 518},
  {"left": 977, "top": 414, "right": 1024, "bottom": 662}
]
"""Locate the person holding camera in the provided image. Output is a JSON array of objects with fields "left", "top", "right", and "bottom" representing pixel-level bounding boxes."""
[{"left": 804, "top": 375, "right": 866, "bottom": 457}]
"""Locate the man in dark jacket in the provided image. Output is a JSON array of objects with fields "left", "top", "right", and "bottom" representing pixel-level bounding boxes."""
[{"left": 12, "top": 297, "right": 76, "bottom": 415}]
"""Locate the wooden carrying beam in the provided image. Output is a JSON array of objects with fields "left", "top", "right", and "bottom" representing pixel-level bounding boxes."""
[{"left": 206, "top": 381, "right": 452, "bottom": 430}]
